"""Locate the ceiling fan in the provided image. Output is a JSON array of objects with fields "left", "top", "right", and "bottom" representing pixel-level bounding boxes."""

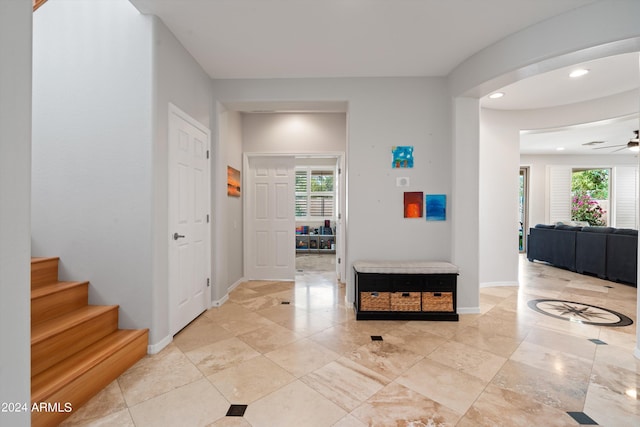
[{"left": 589, "top": 130, "right": 639, "bottom": 152}]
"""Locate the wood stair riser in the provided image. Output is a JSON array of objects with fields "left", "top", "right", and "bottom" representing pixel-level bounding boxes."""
[
  {"left": 32, "top": 331, "right": 148, "bottom": 427},
  {"left": 31, "top": 257, "right": 60, "bottom": 289},
  {"left": 32, "top": 308, "right": 119, "bottom": 376},
  {"left": 31, "top": 282, "right": 89, "bottom": 325}
]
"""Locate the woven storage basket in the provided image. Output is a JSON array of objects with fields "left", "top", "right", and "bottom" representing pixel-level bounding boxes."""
[
  {"left": 422, "top": 292, "right": 453, "bottom": 312},
  {"left": 360, "top": 291, "right": 391, "bottom": 311},
  {"left": 390, "top": 292, "right": 421, "bottom": 311}
]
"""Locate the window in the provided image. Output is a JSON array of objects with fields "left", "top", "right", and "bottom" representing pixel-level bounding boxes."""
[
  {"left": 571, "top": 168, "right": 610, "bottom": 226},
  {"left": 295, "top": 168, "right": 335, "bottom": 218}
]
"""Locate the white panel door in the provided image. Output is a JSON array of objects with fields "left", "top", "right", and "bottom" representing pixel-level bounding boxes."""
[
  {"left": 169, "top": 105, "right": 210, "bottom": 335},
  {"left": 246, "top": 156, "right": 295, "bottom": 280}
]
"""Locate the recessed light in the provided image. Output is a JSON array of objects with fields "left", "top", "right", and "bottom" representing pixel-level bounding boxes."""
[
  {"left": 556, "top": 147, "right": 565, "bottom": 151},
  {"left": 569, "top": 69, "right": 589, "bottom": 78},
  {"left": 488, "top": 92, "right": 504, "bottom": 99}
]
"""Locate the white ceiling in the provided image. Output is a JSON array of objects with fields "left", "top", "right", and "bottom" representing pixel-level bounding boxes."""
[{"left": 130, "top": 0, "right": 639, "bottom": 154}]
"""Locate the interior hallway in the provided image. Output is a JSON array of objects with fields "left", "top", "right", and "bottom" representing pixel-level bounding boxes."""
[{"left": 61, "top": 256, "right": 638, "bottom": 426}]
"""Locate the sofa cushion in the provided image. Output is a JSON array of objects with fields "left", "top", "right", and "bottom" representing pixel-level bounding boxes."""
[
  {"left": 534, "top": 224, "right": 555, "bottom": 229},
  {"left": 555, "top": 224, "right": 583, "bottom": 231},
  {"left": 581, "top": 227, "right": 614, "bottom": 234},
  {"left": 612, "top": 228, "right": 638, "bottom": 236}
]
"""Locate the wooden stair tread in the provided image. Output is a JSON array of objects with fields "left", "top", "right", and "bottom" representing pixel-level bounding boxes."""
[
  {"left": 31, "top": 256, "right": 60, "bottom": 264},
  {"left": 31, "top": 280, "right": 88, "bottom": 300},
  {"left": 31, "top": 329, "right": 148, "bottom": 403},
  {"left": 31, "top": 305, "right": 118, "bottom": 345}
]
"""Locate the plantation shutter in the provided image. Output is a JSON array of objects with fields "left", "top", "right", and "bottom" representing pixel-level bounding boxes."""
[
  {"left": 613, "top": 166, "right": 638, "bottom": 229},
  {"left": 295, "top": 170, "right": 308, "bottom": 217},
  {"left": 547, "top": 166, "right": 571, "bottom": 224},
  {"left": 295, "top": 168, "right": 335, "bottom": 218}
]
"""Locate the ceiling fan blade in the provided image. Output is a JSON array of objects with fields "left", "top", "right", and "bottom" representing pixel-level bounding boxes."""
[
  {"left": 592, "top": 144, "right": 625, "bottom": 150},
  {"left": 612, "top": 146, "right": 628, "bottom": 153}
]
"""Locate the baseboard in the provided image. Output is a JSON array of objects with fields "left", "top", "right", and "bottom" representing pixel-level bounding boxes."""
[
  {"left": 227, "top": 277, "right": 245, "bottom": 293},
  {"left": 147, "top": 334, "right": 172, "bottom": 355},
  {"left": 211, "top": 293, "right": 229, "bottom": 307},
  {"left": 457, "top": 306, "right": 481, "bottom": 314},
  {"left": 480, "top": 281, "right": 519, "bottom": 288}
]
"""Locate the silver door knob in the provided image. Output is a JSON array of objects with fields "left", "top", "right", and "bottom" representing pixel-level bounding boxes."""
[{"left": 173, "top": 233, "right": 185, "bottom": 240}]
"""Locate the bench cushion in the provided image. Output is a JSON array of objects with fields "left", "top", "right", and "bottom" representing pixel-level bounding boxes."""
[{"left": 353, "top": 261, "right": 459, "bottom": 275}]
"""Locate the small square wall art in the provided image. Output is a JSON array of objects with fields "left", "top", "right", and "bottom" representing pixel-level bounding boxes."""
[
  {"left": 404, "top": 192, "right": 423, "bottom": 218},
  {"left": 426, "top": 194, "right": 446, "bottom": 221},
  {"left": 392, "top": 146, "right": 414, "bottom": 168}
]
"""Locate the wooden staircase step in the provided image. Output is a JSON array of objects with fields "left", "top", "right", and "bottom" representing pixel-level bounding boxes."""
[
  {"left": 31, "top": 328, "right": 149, "bottom": 427},
  {"left": 31, "top": 305, "right": 119, "bottom": 377},
  {"left": 31, "top": 281, "right": 89, "bottom": 325},
  {"left": 31, "top": 257, "right": 60, "bottom": 289}
]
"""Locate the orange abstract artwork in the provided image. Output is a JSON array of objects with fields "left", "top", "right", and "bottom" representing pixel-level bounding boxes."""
[
  {"left": 227, "top": 166, "right": 241, "bottom": 197},
  {"left": 403, "top": 192, "right": 423, "bottom": 218}
]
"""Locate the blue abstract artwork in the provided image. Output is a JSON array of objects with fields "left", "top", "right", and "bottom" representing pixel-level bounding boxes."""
[
  {"left": 426, "top": 194, "right": 446, "bottom": 221},
  {"left": 391, "top": 146, "right": 414, "bottom": 168}
]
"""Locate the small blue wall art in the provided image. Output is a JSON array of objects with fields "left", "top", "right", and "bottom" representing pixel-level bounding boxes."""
[
  {"left": 391, "top": 146, "right": 414, "bottom": 168},
  {"left": 426, "top": 194, "right": 446, "bottom": 221}
]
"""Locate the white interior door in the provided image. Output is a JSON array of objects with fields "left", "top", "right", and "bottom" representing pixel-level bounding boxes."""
[
  {"left": 245, "top": 155, "right": 295, "bottom": 280},
  {"left": 169, "top": 104, "right": 211, "bottom": 335}
]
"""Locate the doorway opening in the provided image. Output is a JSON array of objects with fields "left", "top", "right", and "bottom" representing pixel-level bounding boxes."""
[
  {"left": 294, "top": 157, "right": 340, "bottom": 274},
  {"left": 519, "top": 167, "right": 529, "bottom": 253}
]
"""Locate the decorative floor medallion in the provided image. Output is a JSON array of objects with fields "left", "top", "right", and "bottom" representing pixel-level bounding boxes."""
[{"left": 528, "top": 299, "right": 633, "bottom": 327}]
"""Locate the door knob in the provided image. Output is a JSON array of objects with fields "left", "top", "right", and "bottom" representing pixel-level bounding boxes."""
[{"left": 173, "top": 232, "right": 185, "bottom": 240}]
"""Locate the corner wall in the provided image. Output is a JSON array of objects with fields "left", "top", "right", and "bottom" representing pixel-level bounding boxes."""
[
  {"left": 0, "top": 1, "right": 32, "bottom": 423},
  {"left": 213, "top": 77, "right": 454, "bottom": 305}
]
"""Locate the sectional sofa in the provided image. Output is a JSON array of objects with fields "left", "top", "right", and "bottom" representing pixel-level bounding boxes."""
[{"left": 527, "top": 224, "right": 638, "bottom": 286}]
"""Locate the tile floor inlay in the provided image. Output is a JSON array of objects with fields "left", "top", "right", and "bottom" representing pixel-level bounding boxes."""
[
  {"left": 567, "top": 411, "right": 598, "bottom": 425},
  {"left": 588, "top": 338, "right": 608, "bottom": 345},
  {"left": 370, "top": 335, "right": 383, "bottom": 341},
  {"left": 226, "top": 404, "right": 248, "bottom": 417},
  {"left": 528, "top": 299, "right": 633, "bottom": 326}
]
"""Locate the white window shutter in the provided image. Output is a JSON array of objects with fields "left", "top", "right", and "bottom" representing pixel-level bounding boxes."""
[
  {"left": 547, "top": 166, "right": 571, "bottom": 224},
  {"left": 613, "top": 166, "right": 638, "bottom": 229}
]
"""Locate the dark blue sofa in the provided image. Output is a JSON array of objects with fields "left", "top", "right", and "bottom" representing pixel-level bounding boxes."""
[{"left": 527, "top": 224, "right": 637, "bottom": 286}]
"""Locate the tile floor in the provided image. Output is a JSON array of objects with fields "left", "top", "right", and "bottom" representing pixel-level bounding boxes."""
[{"left": 61, "top": 255, "right": 639, "bottom": 426}]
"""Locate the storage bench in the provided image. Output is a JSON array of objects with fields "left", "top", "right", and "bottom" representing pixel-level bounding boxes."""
[{"left": 353, "top": 261, "right": 459, "bottom": 321}]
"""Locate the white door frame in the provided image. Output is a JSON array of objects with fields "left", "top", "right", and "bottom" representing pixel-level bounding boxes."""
[
  {"left": 243, "top": 152, "right": 346, "bottom": 281},
  {"left": 168, "top": 103, "right": 211, "bottom": 335}
]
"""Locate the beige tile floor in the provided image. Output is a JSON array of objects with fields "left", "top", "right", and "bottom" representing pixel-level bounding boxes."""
[{"left": 61, "top": 255, "right": 639, "bottom": 426}]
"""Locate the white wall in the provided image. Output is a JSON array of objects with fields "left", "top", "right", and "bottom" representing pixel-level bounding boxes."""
[
  {"left": 213, "top": 78, "right": 453, "bottom": 305},
  {"left": 32, "top": 0, "right": 154, "bottom": 336},
  {"left": 242, "top": 113, "right": 347, "bottom": 153},
  {"left": 151, "top": 16, "right": 213, "bottom": 346},
  {"left": 0, "top": 1, "right": 32, "bottom": 424},
  {"left": 219, "top": 110, "right": 244, "bottom": 296},
  {"left": 521, "top": 154, "right": 638, "bottom": 228},
  {"left": 479, "top": 109, "right": 520, "bottom": 287}
]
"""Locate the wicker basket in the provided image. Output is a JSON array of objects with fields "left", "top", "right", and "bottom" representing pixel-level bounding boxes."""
[
  {"left": 360, "top": 291, "right": 391, "bottom": 311},
  {"left": 422, "top": 292, "right": 453, "bottom": 312},
  {"left": 390, "top": 292, "right": 421, "bottom": 311}
]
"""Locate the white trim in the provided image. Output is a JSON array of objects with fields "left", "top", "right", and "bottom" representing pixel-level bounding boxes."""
[
  {"left": 148, "top": 335, "right": 172, "bottom": 355},
  {"left": 227, "top": 277, "right": 245, "bottom": 293},
  {"left": 457, "top": 307, "right": 481, "bottom": 314},
  {"left": 211, "top": 293, "right": 229, "bottom": 308},
  {"left": 480, "top": 281, "right": 519, "bottom": 288}
]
